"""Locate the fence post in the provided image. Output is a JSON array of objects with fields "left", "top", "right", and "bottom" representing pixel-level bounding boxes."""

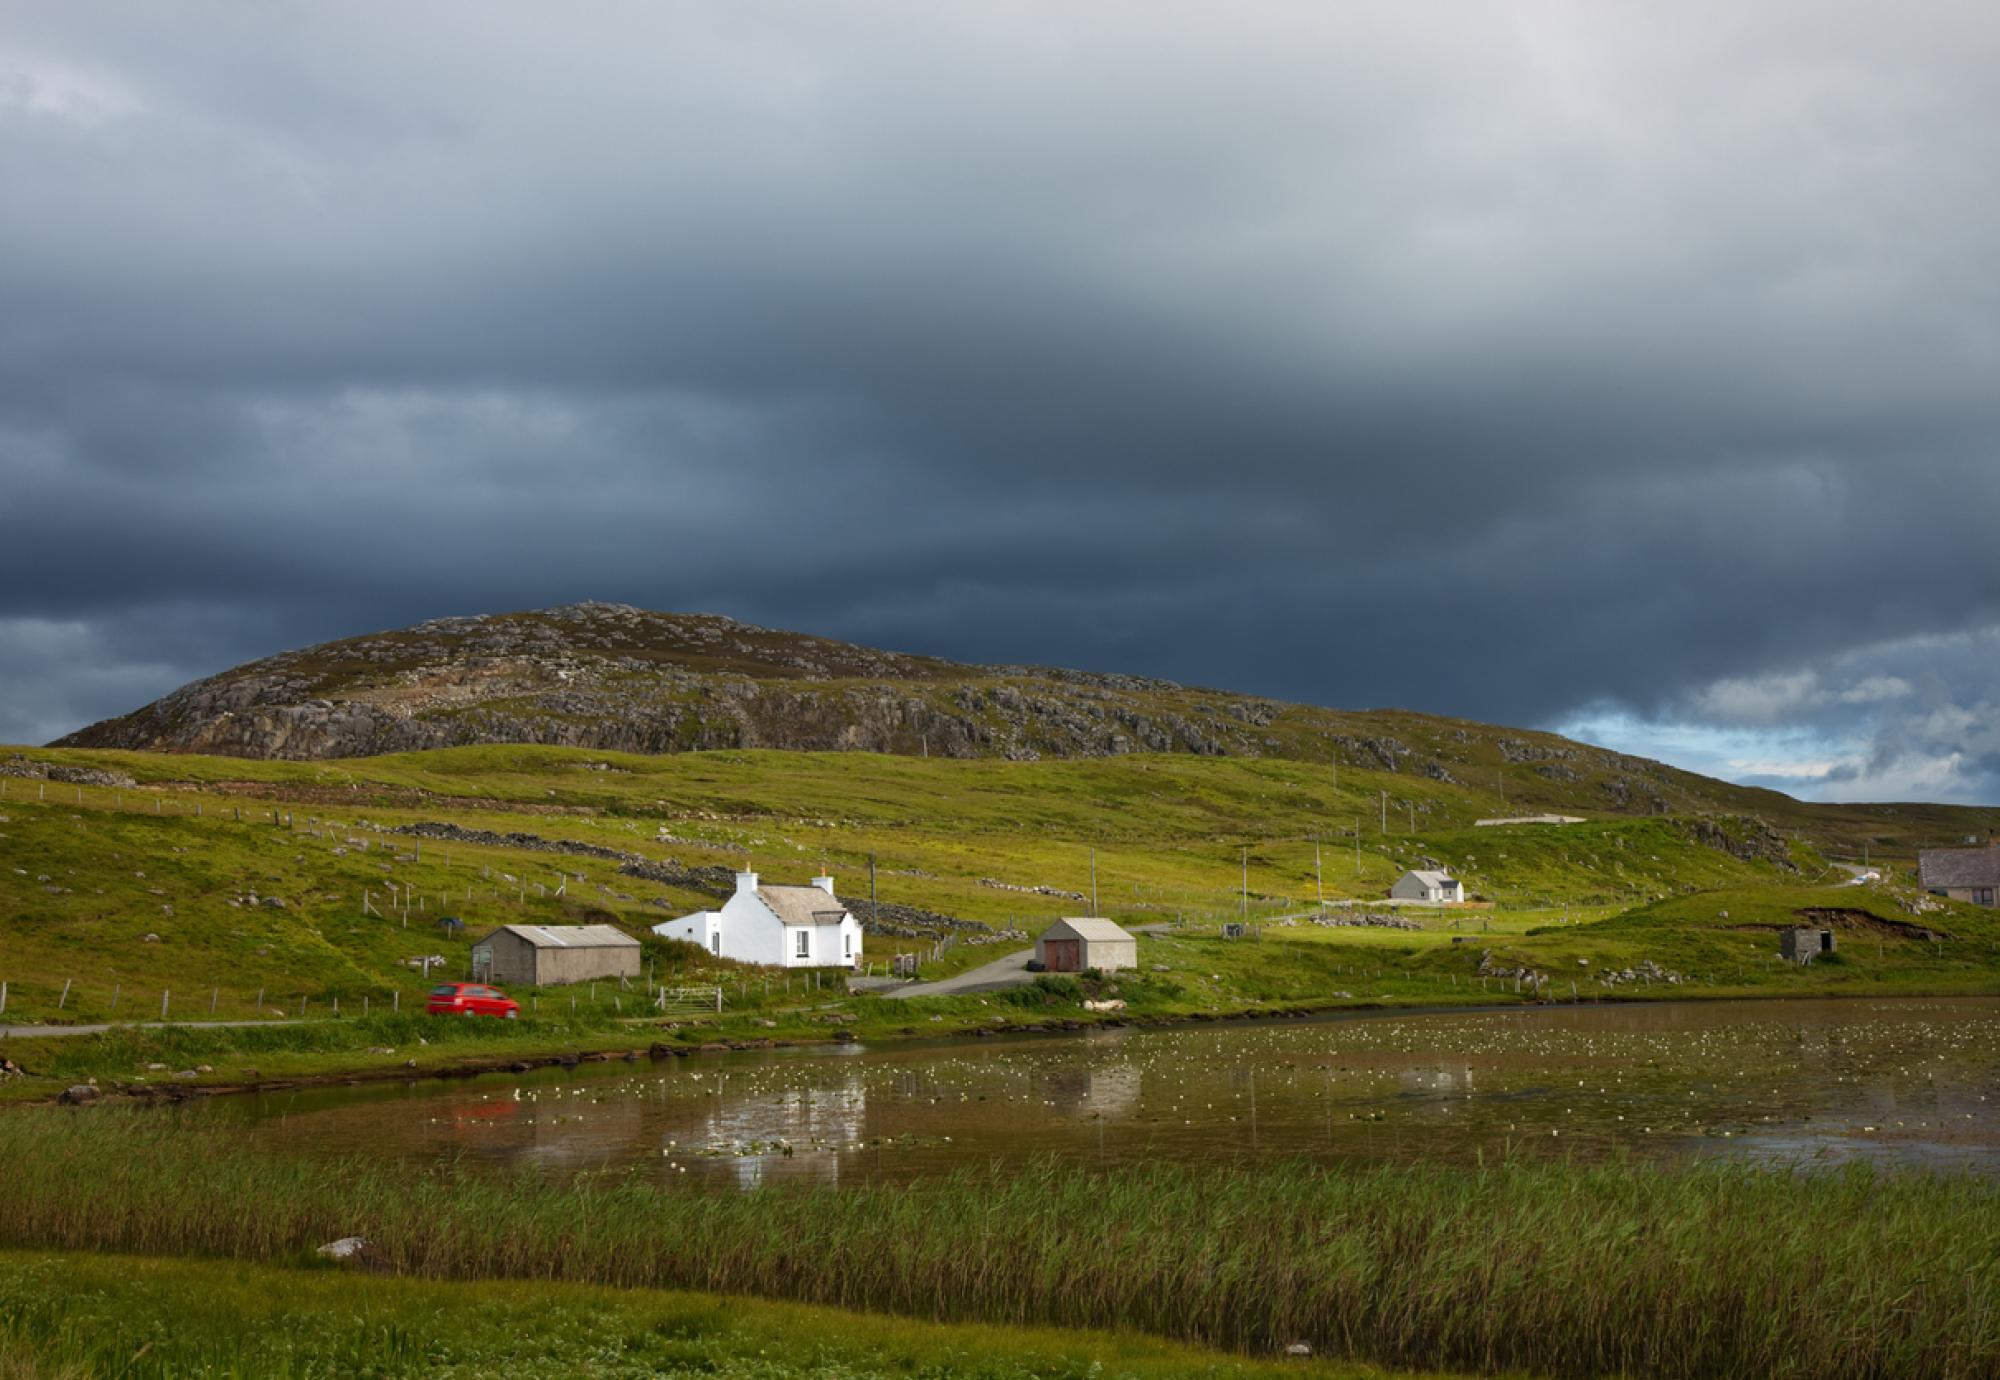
[
  {"left": 58, "top": 979, "right": 70, "bottom": 1010},
  {"left": 111, "top": 983, "right": 119, "bottom": 1012},
  {"left": 0, "top": 981, "right": 7, "bottom": 1017},
  {"left": 210, "top": 987, "right": 218, "bottom": 1013},
  {"left": 161, "top": 989, "right": 170, "bottom": 1021},
  {"left": 393, "top": 990, "right": 399, "bottom": 1013}
]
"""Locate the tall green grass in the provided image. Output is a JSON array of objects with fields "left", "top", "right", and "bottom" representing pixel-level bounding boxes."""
[
  {"left": 0, "top": 1249, "right": 1407, "bottom": 1380},
  {"left": 0, "top": 1110, "right": 1993, "bottom": 1378}
]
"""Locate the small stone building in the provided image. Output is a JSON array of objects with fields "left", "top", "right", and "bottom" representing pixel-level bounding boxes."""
[
  {"left": 1035, "top": 917, "right": 1138, "bottom": 974},
  {"left": 471, "top": 924, "right": 641, "bottom": 987},
  {"left": 1781, "top": 926, "right": 1836, "bottom": 964}
]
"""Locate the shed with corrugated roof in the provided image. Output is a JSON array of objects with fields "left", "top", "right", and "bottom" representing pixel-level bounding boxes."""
[{"left": 471, "top": 924, "right": 641, "bottom": 987}]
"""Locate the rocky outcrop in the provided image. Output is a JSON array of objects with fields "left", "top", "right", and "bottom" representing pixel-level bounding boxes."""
[
  {"left": 55, "top": 604, "right": 1312, "bottom": 763},
  {"left": 49, "top": 601, "right": 1747, "bottom": 827},
  {"left": 1678, "top": 816, "right": 1799, "bottom": 871}
]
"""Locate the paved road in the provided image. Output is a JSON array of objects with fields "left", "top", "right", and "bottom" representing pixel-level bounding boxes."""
[
  {"left": 882, "top": 947, "right": 1036, "bottom": 1000},
  {"left": 0, "top": 1019, "right": 309, "bottom": 1040}
]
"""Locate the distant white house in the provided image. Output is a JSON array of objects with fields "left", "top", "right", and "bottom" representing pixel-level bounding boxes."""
[
  {"left": 1391, "top": 869, "right": 1465, "bottom": 904},
  {"left": 653, "top": 872, "right": 864, "bottom": 968}
]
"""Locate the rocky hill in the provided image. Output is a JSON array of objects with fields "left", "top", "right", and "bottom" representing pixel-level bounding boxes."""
[{"left": 43, "top": 601, "right": 1839, "bottom": 827}]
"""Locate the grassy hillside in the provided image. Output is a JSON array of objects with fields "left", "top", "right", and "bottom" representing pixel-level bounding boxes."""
[
  {"left": 0, "top": 742, "right": 1996, "bottom": 1103},
  {"left": 42, "top": 605, "right": 2000, "bottom": 870}
]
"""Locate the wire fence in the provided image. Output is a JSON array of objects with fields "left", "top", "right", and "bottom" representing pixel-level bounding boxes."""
[{"left": 0, "top": 973, "right": 743, "bottom": 1029}]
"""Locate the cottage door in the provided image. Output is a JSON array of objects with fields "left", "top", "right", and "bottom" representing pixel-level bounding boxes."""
[{"left": 1047, "top": 939, "right": 1081, "bottom": 972}]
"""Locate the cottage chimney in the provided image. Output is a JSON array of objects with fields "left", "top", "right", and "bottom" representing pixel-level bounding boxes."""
[
  {"left": 812, "top": 874, "right": 836, "bottom": 896},
  {"left": 735, "top": 870, "right": 759, "bottom": 895}
]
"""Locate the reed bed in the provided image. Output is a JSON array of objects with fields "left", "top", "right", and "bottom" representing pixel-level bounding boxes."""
[{"left": 2, "top": 1109, "right": 1996, "bottom": 1379}]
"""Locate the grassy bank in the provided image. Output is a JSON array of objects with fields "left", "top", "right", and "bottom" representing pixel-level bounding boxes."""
[
  {"left": 0, "top": 1250, "right": 1434, "bottom": 1380},
  {"left": 0, "top": 1111, "right": 1994, "bottom": 1379}
]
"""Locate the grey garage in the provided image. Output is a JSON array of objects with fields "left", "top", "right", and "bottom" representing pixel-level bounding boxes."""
[
  {"left": 1034, "top": 917, "right": 1138, "bottom": 974},
  {"left": 470, "top": 924, "right": 642, "bottom": 987}
]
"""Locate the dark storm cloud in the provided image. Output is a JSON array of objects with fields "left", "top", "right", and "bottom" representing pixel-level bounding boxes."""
[{"left": 4, "top": 2, "right": 2000, "bottom": 798}]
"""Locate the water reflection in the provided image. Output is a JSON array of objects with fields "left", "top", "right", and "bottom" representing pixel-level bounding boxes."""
[{"left": 215, "top": 997, "right": 2000, "bottom": 1187}]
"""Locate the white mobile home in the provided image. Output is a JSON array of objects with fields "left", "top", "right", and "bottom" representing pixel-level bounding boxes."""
[
  {"left": 1390, "top": 869, "right": 1464, "bottom": 904},
  {"left": 653, "top": 872, "right": 864, "bottom": 969}
]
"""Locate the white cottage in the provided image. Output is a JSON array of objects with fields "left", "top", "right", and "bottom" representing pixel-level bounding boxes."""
[
  {"left": 653, "top": 872, "right": 864, "bottom": 969},
  {"left": 1391, "top": 869, "right": 1465, "bottom": 903}
]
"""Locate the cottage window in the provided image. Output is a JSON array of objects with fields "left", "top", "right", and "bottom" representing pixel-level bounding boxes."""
[
  {"left": 710, "top": 932, "right": 720, "bottom": 954},
  {"left": 844, "top": 932, "right": 853, "bottom": 957},
  {"left": 1976, "top": 888, "right": 1995, "bottom": 907},
  {"left": 795, "top": 929, "right": 810, "bottom": 960}
]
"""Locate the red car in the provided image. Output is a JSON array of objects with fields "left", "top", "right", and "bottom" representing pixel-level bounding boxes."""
[{"left": 426, "top": 982, "right": 520, "bottom": 1018}]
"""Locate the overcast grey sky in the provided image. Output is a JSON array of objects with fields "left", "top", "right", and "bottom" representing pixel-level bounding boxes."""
[{"left": 3, "top": 3, "right": 1997, "bottom": 800}]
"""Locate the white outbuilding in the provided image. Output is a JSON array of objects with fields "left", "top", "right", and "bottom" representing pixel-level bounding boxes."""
[
  {"left": 1390, "top": 869, "right": 1465, "bottom": 903},
  {"left": 652, "top": 872, "right": 864, "bottom": 969},
  {"left": 1034, "top": 917, "right": 1138, "bottom": 973}
]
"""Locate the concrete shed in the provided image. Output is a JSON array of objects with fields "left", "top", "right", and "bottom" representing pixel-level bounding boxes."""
[
  {"left": 1035, "top": 917, "right": 1138, "bottom": 974},
  {"left": 471, "top": 924, "right": 641, "bottom": 987}
]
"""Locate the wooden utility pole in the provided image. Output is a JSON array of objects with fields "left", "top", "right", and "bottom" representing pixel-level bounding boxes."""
[
  {"left": 1315, "top": 839, "right": 1323, "bottom": 917},
  {"left": 1355, "top": 821, "right": 1361, "bottom": 875},
  {"left": 1240, "top": 847, "right": 1248, "bottom": 921},
  {"left": 869, "top": 852, "right": 878, "bottom": 927},
  {"left": 1380, "top": 791, "right": 1387, "bottom": 834},
  {"left": 1090, "top": 847, "right": 1098, "bottom": 915}
]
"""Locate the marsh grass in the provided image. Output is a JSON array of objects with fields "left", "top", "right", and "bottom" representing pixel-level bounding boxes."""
[{"left": 0, "top": 1110, "right": 1994, "bottom": 1379}]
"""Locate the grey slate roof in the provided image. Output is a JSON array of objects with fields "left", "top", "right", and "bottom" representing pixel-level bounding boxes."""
[
  {"left": 758, "top": 885, "right": 851, "bottom": 926},
  {"left": 1918, "top": 847, "right": 2000, "bottom": 890},
  {"left": 1404, "top": 870, "right": 1460, "bottom": 887},
  {"left": 483, "top": 924, "right": 639, "bottom": 948}
]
